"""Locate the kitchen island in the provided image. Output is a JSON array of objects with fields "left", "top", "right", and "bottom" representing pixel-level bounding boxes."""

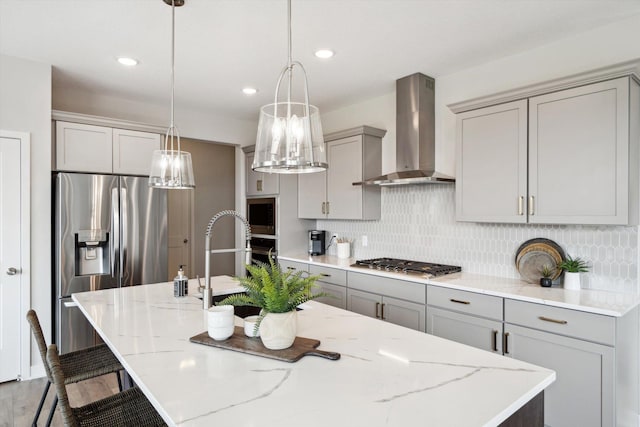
[{"left": 72, "top": 276, "right": 554, "bottom": 426}]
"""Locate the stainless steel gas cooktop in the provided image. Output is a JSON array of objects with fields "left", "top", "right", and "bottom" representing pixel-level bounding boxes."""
[{"left": 351, "top": 258, "right": 461, "bottom": 278}]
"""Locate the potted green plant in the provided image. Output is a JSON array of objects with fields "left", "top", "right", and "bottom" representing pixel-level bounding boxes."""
[
  {"left": 557, "top": 254, "right": 589, "bottom": 290},
  {"left": 217, "top": 256, "right": 327, "bottom": 350},
  {"left": 539, "top": 265, "right": 555, "bottom": 287}
]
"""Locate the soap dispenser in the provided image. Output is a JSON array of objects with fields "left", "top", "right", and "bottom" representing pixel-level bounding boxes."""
[{"left": 173, "top": 265, "right": 188, "bottom": 297}]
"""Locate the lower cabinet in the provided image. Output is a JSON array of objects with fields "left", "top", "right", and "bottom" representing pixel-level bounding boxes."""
[
  {"left": 427, "top": 306, "right": 503, "bottom": 353},
  {"left": 504, "top": 323, "right": 613, "bottom": 427},
  {"left": 309, "top": 264, "right": 347, "bottom": 310},
  {"left": 347, "top": 289, "right": 426, "bottom": 332}
]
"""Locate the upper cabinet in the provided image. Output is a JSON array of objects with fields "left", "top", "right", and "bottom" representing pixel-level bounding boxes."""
[
  {"left": 244, "top": 150, "right": 279, "bottom": 196},
  {"left": 456, "top": 76, "right": 639, "bottom": 225},
  {"left": 56, "top": 121, "right": 160, "bottom": 176},
  {"left": 298, "top": 126, "right": 385, "bottom": 220}
]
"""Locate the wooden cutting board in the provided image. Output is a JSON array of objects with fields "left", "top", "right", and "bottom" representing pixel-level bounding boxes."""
[{"left": 190, "top": 327, "right": 341, "bottom": 363}]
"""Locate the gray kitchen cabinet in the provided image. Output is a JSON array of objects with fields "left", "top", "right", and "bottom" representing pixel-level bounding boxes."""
[
  {"left": 309, "top": 264, "right": 347, "bottom": 309},
  {"left": 426, "top": 286, "right": 504, "bottom": 353},
  {"left": 504, "top": 299, "right": 638, "bottom": 427},
  {"left": 528, "top": 77, "right": 637, "bottom": 224},
  {"left": 455, "top": 76, "right": 640, "bottom": 225},
  {"left": 456, "top": 100, "right": 528, "bottom": 223},
  {"left": 56, "top": 121, "right": 160, "bottom": 175},
  {"left": 298, "top": 126, "right": 385, "bottom": 220},
  {"left": 347, "top": 271, "right": 426, "bottom": 332},
  {"left": 244, "top": 150, "right": 279, "bottom": 196},
  {"left": 427, "top": 306, "right": 503, "bottom": 353},
  {"left": 278, "top": 259, "right": 308, "bottom": 274}
]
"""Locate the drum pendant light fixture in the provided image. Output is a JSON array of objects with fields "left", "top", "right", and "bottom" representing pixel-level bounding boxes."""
[
  {"left": 253, "top": 0, "right": 327, "bottom": 174},
  {"left": 149, "top": 0, "right": 195, "bottom": 189}
]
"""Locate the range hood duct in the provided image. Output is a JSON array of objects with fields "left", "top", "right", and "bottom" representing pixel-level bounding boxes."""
[{"left": 357, "top": 73, "right": 454, "bottom": 186}]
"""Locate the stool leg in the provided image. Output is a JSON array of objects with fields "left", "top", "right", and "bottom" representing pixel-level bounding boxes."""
[
  {"left": 116, "top": 370, "right": 123, "bottom": 392},
  {"left": 44, "top": 395, "right": 58, "bottom": 427},
  {"left": 31, "top": 380, "right": 51, "bottom": 426}
]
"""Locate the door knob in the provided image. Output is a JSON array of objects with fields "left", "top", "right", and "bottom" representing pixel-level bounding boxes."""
[
  {"left": 6, "top": 267, "right": 18, "bottom": 276},
  {"left": 183, "top": 238, "right": 189, "bottom": 244}
]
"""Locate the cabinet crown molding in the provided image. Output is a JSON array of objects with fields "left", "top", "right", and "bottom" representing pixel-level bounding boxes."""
[
  {"left": 448, "top": 59, "right": 640, "bottom": 113},
  {"left": 324, "top": 125, "right": 387, "bottom": 142},
  {"left": 52, "top": 110, "right": 166, "bottom": 134}
]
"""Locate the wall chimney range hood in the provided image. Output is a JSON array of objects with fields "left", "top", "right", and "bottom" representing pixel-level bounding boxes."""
[{"left": 356, "top": 73, "right": 454, "bottom": 186}]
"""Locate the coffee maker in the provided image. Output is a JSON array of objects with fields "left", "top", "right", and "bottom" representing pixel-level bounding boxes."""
[{"left": 308, "top": 230, "right": 326, "bottom": 256}]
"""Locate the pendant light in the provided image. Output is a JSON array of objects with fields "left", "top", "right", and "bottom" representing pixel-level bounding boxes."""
[
  {"left": 253, "top": 0, "right": 327, "bottom": 174},
  {"left": 149, "top": 0, "right": 195, "bottom": 189}
]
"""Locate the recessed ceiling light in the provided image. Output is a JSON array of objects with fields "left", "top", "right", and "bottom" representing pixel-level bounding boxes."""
[
  {"left": 314, "top": 49, "right": 334, "bottom": 59},
  {"left": 117, "top": 57, "right": 138, "bottom": 66},
  {"left": 242, "top": 87, "right": 258, "bottom": 95}
]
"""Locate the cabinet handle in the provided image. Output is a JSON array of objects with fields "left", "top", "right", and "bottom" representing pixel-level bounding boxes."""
[
  {"left": 381, "top": 303, "right": 385, "bottom": 320},
  {"left": 286, "top": 267, "right": 296, "bottom": 271},
  {"left": 320, "top": 273, "right": 331, "bottom": 277},
  {"left": 449, "top": 298, "right": 470, "bottom": 305},
  {"left": 256, "top": 179, "right": 263, "bottom": 192},
  {"left": 375, "top": 302, "right": 380, "bottom": 319},
  {"left": 491, "top": 330, "right": 498, "bottom": 352},
  {"left": 529, "top": 196, "right": 535, "bottom": 215},
  {"left": 518, "top": 196, "right": 524, "bottom": 215},
  {"left": 321, "top": 202, "right": 326, "bottom": 214},
  {"left": 538, "top": 316, "right": 567, "bottom": 325},
  {"left": 326, "top": 202, "right": 330, "bottom": 215},
  {"left": 503, "top": 332, "right": 510, "bottom": 354}
]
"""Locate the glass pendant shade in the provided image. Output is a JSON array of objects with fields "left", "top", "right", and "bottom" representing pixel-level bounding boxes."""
[
  {"left": 149, "top": 148, "right": 195, "bottom": 189},
  {"left": 253, "top": 0, "right": 327, "bottom": 174},
  {"left": 149, "top": 0, "right": 195, "bottom": 189},
  {"left": 254, "top": 101, "right": 326, "bottom": 173}
]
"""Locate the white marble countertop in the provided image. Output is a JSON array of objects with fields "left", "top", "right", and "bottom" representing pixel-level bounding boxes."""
[
  {"left": 73, "top": 276, "right": 554, "bottom": 427},
  {"left": 279, "top": 254, "right": 640, "bottom": 317}
]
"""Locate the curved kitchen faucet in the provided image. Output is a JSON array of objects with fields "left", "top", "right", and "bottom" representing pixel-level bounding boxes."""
[{"left": 203, "top": 210, "right": 252, "bottom": 309}]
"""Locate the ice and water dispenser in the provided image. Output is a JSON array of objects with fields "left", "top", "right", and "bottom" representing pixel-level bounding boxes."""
[{"left": 75, "top": 230, "right": 110, "bottom": 276}]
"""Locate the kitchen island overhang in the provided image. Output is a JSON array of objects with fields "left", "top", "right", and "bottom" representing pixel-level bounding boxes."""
[{"left": 71, "top": 276, "right": 555, "bottom": 426}]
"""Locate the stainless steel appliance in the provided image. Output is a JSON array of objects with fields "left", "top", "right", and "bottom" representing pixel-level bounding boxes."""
[
  {"left": 352, "top": 258, "right": 461, "bottom": 278},
  {"left": 308, "top": 230, "right": 326, "bottom": 256},
  {"left": 54, "top": 172, "right": 167, "bottom": 353},
  {"left": 250, "top": 237, "right": 276, "bottom": 264},
  {"left": 247, "top": 197, "right": 276, "bottom": 235}
]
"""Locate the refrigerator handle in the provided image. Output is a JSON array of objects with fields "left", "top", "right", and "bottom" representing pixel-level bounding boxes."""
[
  {"left": 111, "top": 187, "right": 119, "bottom": 279},
  {"left": 121, "top": 187, "right": 128, "bottom": 277}
]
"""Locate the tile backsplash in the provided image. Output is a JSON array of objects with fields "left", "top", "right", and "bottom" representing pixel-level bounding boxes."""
[{"left": 317, "top": 185, "right": 639, "bottom": 294}]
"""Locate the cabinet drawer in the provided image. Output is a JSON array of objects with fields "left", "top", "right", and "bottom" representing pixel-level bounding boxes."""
[
  {"left": 278, "top": 259, "right": 308, "bottom": 273},
  {"left": 427, "top": 286, "right": 503, "bottom": 321},
  {"left": 504, "top": 299, "right": 615, "bottom": 345},
  {"left": 309, "top": 265, "right": 346, "bottom": 286},
  {"left": 348, "top": 271, "right": 425, "bottom": 304},
  {"left": 316, "top": 282, "right": 347, "bottom": 309}
]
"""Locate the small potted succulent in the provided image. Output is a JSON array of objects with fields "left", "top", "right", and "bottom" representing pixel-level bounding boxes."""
[
  {"left": 217, "top": 255, "right": 327, "bottom": 350},
  {"left": 539, "top": 265, "right": 555, "bottom": 287},
  {"left": 557, "top": 254, "right": 589, "bottom": 291}
]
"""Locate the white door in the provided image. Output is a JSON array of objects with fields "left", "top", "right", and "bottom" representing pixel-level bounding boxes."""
[{"left": 0, "top": 136, "right": 22, "bottom": 382}]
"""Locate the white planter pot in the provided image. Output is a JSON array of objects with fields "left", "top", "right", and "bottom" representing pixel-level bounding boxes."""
[
  {"left": 563, "top": 272, "right": 581, "bottom": 290},
  {"left": 259, "top": 311, "right": 297, "bottom": 350}
]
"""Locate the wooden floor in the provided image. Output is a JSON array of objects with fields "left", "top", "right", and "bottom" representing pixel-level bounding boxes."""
[{"left": 0, "top": 373, "right": 119, "bottom": 427}]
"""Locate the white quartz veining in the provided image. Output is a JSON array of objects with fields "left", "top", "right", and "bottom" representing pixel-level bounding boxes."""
[
  {"left": 73, "top": 277, "right": 554, "bottom": 427},
  {"left": 279, "top": 254, "right": 640, "bottom": 316}
]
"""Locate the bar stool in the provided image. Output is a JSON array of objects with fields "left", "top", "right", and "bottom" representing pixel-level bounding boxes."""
[
  {"left": 27, "top": 309, "right": 123, "bottom": 426},
  {"left": 46, "top": 344, "right": 167, "bottom": 426}
]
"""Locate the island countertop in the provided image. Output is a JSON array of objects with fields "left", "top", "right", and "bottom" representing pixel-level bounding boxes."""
[{"left": 72, "top": 276, "right": 554, "bottom": 427}]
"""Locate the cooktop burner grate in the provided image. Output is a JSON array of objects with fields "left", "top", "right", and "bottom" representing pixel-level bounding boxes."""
[{"left": 351, "top": 258, "right": 461, "bottom": 277}]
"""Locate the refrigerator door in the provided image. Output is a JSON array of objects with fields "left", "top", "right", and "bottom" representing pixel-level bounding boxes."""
[
  {"left": 120, "top": 176, "right": 167, "bottom": 286},
  {"left": 57, "top": 297, "right": 102, "bottom": 354},
  {"left": 55, "top": 173, "right": 119, "bottom": 297}
]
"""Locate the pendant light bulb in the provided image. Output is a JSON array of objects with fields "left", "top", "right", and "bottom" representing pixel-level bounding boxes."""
[
  {"left": 149, "top": 0, "right": 195, "bottom": 189},
  {"left": 253, "top": 0, "right": 327, "bottom": 174}
]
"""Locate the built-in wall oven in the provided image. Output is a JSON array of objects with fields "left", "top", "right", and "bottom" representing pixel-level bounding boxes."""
[
  {"left": 247, "top": 197, "right": 276, "bottom": 235},
  {"left": 250, "top": 237, "right": 277, "bottom": 265}
]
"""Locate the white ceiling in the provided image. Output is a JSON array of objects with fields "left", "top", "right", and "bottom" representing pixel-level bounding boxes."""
[{"left": 2, "top": 0, "right": 640, "bottom": 121}]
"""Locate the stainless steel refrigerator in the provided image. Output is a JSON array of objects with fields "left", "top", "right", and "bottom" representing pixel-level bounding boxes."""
[{"left": 54, "top": 172, "right": 167, "bottom": 354}]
